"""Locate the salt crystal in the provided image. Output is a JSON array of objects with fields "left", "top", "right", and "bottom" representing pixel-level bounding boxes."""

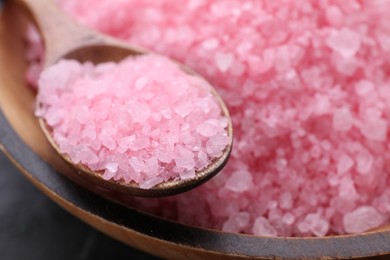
[
  {"left": 314, "top": 95, "right": 331, "bottom": 115},
  {"left": 326, "top": 5, "right": 343, "bottom": 26},
  {"left": 175, "top": 147, "right": 195, "bottom": 170},
  {"left": 196, "top": 119, "right": 224, "bottom": 137},
  {"left": 117, "top": 135, "right": 136, "bottom": 153},
  {"left": 356, "top": 151, "right": 374, "bottom": 175},
  {"left": 337, "top": 154, "right": 354, "bottom": 174},
  {"left": 282, "top": 213, "right": 295, "bottom": 225},
  {"left": 267, "top": 200, "right": 278, "bottom": 209},
  {"left": 126, "top": 101, "right": 151, "bottom": 123},
  {"left": 222, "top": 212, "right": 250, "bottom": 233},
  {"left": 310, "top": 146, "right": 322, "bottom": 158},
  {"left": 225, "top": 170, "right": 253, "bottom": 193},
  {"left": 130, "top": 137, "right": 151, "bottom": 151},
  {"left": 76, "top": 147, "right": 100, "bottom": 165},
  {"left": 145, "top": 157, "right": 159, "bottom": 177},
  {"left": 331, "top": 54, "right": 358, "bottom": 76},
  {"left": 134, "top": 77, "right": 149, "bottom": 90},
  {"left": 343, "top": 206, "right": 384, "bottom": 233},
  {"left": 252, "top": 217, "right": 277, "bottom": 237},
  {"left": 274, "top": 45, "right": 291, "bottom": 72},
  {"left": 202, "top": 38, "right": 219, "bottom": 50},
  {"left": 215, "top": 52, "right": 234, "bottom": 72},
  {"left": 45, "top": 110, "right": 61, "bottom": 126},
  {"left": 326, "top": 28, "right": 361, "bottom": 58},
  {"left": 129, "top": 157, "right": 145, "bottom": 173},
  {"left": 156, "top": 149, "right": 173, "bottom": 164},
  {"left": 304, "top": 213, "right": 329, "bottom": 237},
  {"left": 339, "top": 181, "right": 359, "bottom": 205},
  {"left": 140, "top": 177, "right": 164, "bottom": 189},
  {"left": 236, "top": 41, "right": 253, "bottom": 54},
  {"left": 105, "top": 162, "right": 118, "bottom": 173},
  {"left": 85, "top": 80, "right": 107, "bottom": 99},
  {"left": 377, "top": 34, "right": 390, "bottom": 52},
  {"left": 236, "top": 212, "right": 250, "bottom": 228},
  {"left": 355, "top": 80, "right": 374, "bottom": 96},
  {"left": 195, "top": 150, "right": 209, "bottom": 170},
  {"left": 332, "top": 107, "right": 353, "bottom": 131},
  {"left": 180, "top": 170, "right": 196, "bottom": 180},
  {"left": 172, "top": 99, "right": 194, "bottom": 117},
  {"left": 360, "top": 119, "right": 387, "bottom": 141},
  {"left": 361, "top": 107, "right": 382, "bottom": 121},
  {"left": 279, "top": 192, "right": 293, "bottom": 210},
  {"left": 101, "top": 121, "right": 116, "bottom": 136},
  {"left": 102, "top": 169, "right": 116, "bottom": 180},
  {"left": 297, "top": 221, "right": 310, "bottom": 234},
  {"left": 160, "top": 107, "right": 173, "bottom": 119},
  {"left": 100, "top": 135, "right": 117, "bottom": 150}
]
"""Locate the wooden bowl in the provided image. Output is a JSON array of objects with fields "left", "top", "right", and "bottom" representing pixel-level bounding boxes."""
[{"left": 1, "top": 3, "right": 390, "bottom": 259}]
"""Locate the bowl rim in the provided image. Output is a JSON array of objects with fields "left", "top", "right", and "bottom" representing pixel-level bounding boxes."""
[{"left": 1, "top": 110, "right": 390, "bottom": 259}]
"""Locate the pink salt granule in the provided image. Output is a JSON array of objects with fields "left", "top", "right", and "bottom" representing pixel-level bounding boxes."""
[
  {"left": 26, "top": 0, "right": 390, "bottom": 237},
  {"left": 36, "top": 55, "right": 229, "bottom": 189}
]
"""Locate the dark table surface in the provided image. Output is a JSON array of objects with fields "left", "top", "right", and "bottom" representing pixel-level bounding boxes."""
[{"left": 0, "top": 151, "right": 159, "bottom": 260}]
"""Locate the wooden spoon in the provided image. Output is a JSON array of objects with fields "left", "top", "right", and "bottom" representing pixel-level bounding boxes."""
[{"left": 15, "top": 0, "right": 233, "bottom": 197}]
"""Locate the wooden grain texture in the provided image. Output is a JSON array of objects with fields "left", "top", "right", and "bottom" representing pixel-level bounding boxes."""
[
  {"left": 11, "top": 0, "right": 234, "bottom": 197},
  {"left": 1, "top": 2, "right": 390, "bottom": 260}
]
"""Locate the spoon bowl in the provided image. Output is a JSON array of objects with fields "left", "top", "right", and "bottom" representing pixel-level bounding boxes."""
[{"left": 16, "top": 0, "right": 233, "bottom": 197}]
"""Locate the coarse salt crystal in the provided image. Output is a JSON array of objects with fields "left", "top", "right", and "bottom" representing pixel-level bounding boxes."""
[
  {"left": 252, "top": 217, "right": 277, "bottom": 237},
  {"left": 129, "top": 157, "right": 145, "bottom": 173},
  {"left": 337, "top": 154, "right": 354, "bottom": 174},
  {"left": 282, "top": 213, "right": 295, "bottom": 225},
  {"left": 222, "top": 212, "right": 250, "bottom": 233},
  {"left": 202, "top": 38, "right": 219, "bottom": 50},
  {"left": 196, "top": 119, "right": 224, "bottom": 137},
  {"left": 279, "top": 192, "right": 293, "bottom": 210},
  {"left": 102, "top": 169, "right": 116, "bottom": 180},
  {"left": 356, "top": 151, "right": 374, "bottom": 175},
  {"left": 355, "top": 80, "right": 374, "bottom": 96},
  {"left": 180, "top": 170, "right": 196, "bottom": 180},
  {"left": 140, "top": 177, "right": 164, "bottom": 189},
  {"left": 326, "top": 5, "right": 343, "bottom": 26},
  {"left": 126, "top": 101, "right": 152, "bottom": 123},
  {"left": 175, "top": 147, "right": 195, "bottom": 170},
  {"left": 360, "top": 118, "right": 387, "bottom": 141},
  {"left": 215, "top": 52, "right": 234, "bottom": 72},
  {"left": 343, "top": 206, "right": 384, "bottom": 233},
  {"left": 134, "top": 76, "right": 149, "bottom": 90},
  {"left": 303, "top": 213, "right": 329, "bottom": 237},
  {"left": 326, "top": 28, "right": 361, "bottom": 58},
  {"left": 105, "top": 162, "right": 119, "bottom": 173},
  {"left": 332, "top": 107, "right": 353, "bottom": 131},
  {"left": 225, "top": 170, "right": 253, "bottom": 193}
]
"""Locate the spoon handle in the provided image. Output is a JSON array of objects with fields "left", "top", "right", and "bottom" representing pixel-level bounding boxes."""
[{"left": 14, "top": 0, "right": 103, "bottom": 66}]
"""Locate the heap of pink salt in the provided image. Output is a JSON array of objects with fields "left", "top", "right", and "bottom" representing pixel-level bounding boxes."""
[
  {"left": 26, "top": 0, "right": 390, "bottom": 237},
  {"left": 36, "top": 54, "right": 229, "bottom": 189}
]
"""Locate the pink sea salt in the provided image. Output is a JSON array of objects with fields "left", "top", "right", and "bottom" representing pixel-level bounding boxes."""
[
  {"left": 343, "top": 206, "right": 384, "bottom": 234},
  {"left": 36, "top": 55, "right": 229, "bottom": 188},
  {"left": 253, "top": 216, "right": 278, "bottom": 237},
  {"left": 27, "top": 0, "right": 390, "bottom": 237}
]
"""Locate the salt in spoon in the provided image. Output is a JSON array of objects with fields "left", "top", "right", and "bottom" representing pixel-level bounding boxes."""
[{"left": 15, "top": 0, "right": 233, "bottom": 197}]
